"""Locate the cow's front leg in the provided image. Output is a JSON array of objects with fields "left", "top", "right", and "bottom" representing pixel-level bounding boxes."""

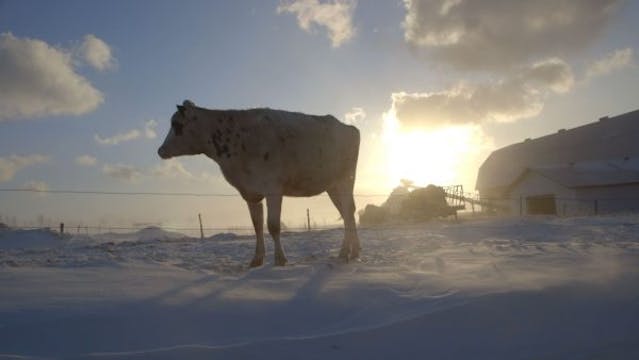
[
  {"left": 266, "top": 194, "right": 287, "bottom": 266},
  {"left": 247, "top": 200, "right": 265, "bottom": 267}
]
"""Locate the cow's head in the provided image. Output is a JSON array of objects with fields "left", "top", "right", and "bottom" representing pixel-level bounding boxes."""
[{"left": 158, "top": 100, "right": 202, "bottom": 159}]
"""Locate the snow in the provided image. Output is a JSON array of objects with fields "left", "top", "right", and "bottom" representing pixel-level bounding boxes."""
[
  {"left": 0, "top": 228, "right": 66, "bottom": 250},
  {"left": 1, "top": 215, "right": 639, "bottom": 359}
]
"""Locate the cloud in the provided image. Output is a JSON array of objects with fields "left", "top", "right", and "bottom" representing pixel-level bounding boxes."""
[
  {"left": 79, "top": 34, "right": 115, "bottom": 71},
  {"left": 0, "top": 154, "right": 49, "bottom": 182},
  {"left": 95, "top": 129, "right": 141, "bottom": 145},
  {"left": 97, "top": 159, "right": 219, "bottom": 184},
  {"left": 102, "top": 163, "right": 143, "bottom": 181},
  {"left": 344, "top": 107, "right": 366, "bottom": 125},
  {"left": 151, "top": 159, "right": 220, "bottom": 184},
  {"left": 22, "top": 180, "right": 49, "bottom": 192},
  {"left": 151, "top": 159, "right": 194, "bottom": 179},
  {"left": 520, "top": 58, "right": 575, "bottom": 93},
  {"left": 278, "top": 0, "right": 357, "bottom": 47},
  {"left": 144, "top": 120, "right": 158, "bottom": 139},
  {"left": 585, "top": 47, "right": 634, "bottom": 79},
  {"left": 390, "top": 58, "right": 574, "bottom": 127},
  {"left": 0, "top": 32, "right": 105, "bottom": 121},
  {"left": 95, "top": 120, "right": 159, "bottom": 145},
  {"left": 75, "top": 154, "right": 97, "bottom": 167},
  {"left": 402, "top": 0, "right": 622, "bottom": 70}
]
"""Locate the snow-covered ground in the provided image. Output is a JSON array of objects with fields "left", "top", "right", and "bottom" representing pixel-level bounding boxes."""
[{"left": 1, "top": 215, "right": 639, "bottom": 359}]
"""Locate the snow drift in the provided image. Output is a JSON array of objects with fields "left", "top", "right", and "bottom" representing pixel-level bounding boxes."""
[{"left": 1, "top": 215, "right": 639, "bottom": 359}]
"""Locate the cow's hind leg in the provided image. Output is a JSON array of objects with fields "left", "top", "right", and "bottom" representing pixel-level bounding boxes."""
[
  {"left": 266, "top": 194, "right": 287, "bottom": 266},
  {"left": 327, "top": 178, "right": 360, "bottom": 260},
  {"left": 247, "top": 200, "right": 265, "bottom": 267}
]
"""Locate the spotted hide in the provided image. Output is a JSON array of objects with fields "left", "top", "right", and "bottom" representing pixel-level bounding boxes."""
[{"left": 158, "top": 100, "right": 361, "bottom": 266}]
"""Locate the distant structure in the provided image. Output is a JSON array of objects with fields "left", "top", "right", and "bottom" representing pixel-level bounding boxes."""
[
  {"left": 359, "top": 184, "right": 455, "bottom": 225},
  {"left": 476, "top": 109, "right": 639, "bottom": 216}
]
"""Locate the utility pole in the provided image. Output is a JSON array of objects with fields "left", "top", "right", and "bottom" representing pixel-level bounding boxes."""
[{"left": 306, "top": 208, "right": 311, "bottom": 231}]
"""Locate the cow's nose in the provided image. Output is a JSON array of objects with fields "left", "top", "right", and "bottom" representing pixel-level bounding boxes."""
[{"left": 158, "top": 146, "right": 168, "bottom": 159}]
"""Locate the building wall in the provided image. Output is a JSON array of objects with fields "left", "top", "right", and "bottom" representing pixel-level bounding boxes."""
[
  {"left": 483, "top": 175, "right": 639, "bottom": 216},
  {"left": 507, "top": 172, "right": 576, "bottom": 215},
  {"left": 575, "top": 184, "right": 639, "bottom": 214}
]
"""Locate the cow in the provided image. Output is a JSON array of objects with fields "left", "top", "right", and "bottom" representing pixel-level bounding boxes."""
[{"left": 158, "top": 100, "right": 361, "bottom": 267}]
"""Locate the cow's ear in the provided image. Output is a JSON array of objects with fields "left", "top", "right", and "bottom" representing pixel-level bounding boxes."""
[
  {"left": 183, "top": 100, "right": 195, "bottom": 107},
  {"left": 176, "top": 105, "right": 185, "bottom": 116}
]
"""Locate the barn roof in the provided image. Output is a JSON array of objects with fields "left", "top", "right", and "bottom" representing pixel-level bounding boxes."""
[{"left": 476, "top": 109, "right": 639, "bottom": 192}]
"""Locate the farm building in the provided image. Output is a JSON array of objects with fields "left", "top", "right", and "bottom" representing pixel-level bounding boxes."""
[{"left": 476, "top": 109, "right": 639, "bottom": 216}]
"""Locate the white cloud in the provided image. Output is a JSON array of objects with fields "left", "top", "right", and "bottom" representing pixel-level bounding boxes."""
[
  {"left": 344, "top": 107, "right": 366, "bottom": 125},
  {"left": 97, "top": 159, "right": 219, "bottom": 184},
  {"left": 22, "top": 180, "right": 49, "bottom": 192},
  {"left": 0, "top": 32, "right": 105, "bottom": 121},
  {"left": 102, "top": 163, "right": 143, "bottom": 182},
  {"left": 144, "top": 119, "right": 158, "bottom": 139},
  {"left": 390, "top": 58, "right": 574, "bottom": 127},
  {"left": 75, "top": 154, "right": 97, "bottom": 167},
  {"left": 79, "top": 34, "right": 115, "bottom": 71},
  {"left": 151, "top": 159, "right": 194, "bottom": 179},
  {"left": 278, "top": 0, "right": 357, "bottom": 47},
  {"left": 585, "top": 48, "right": 634, "bottom": 79},
  {"left": 151, "top": 159, "right": 221, "bottom": 184},
  {"left": 95, "top": 129, "right": 141, "bottom": 145},
  {"left": 402, "top": 0, "right": 622, "bottom": 70},
  {"left": 0, "top": 154, "right": 49, "bottom": 182},
  {"left": 95, "top": 120, "right": 158, "bottom": 145}
]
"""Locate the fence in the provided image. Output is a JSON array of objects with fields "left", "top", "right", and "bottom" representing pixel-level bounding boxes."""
[
  {"left": 0, "top": 187, "right": 392, "bottom": 237},
  {"left": 3, "top": 188, "right": 638, "bottom": 238}
]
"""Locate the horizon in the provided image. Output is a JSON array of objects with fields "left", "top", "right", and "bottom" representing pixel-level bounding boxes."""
[{"left": 1, "top": 0, "right": 638, "bottom": 230}]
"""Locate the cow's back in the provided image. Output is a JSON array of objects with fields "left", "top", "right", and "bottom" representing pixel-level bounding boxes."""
[{"left": 227, "top": 108, "right": 359, "bottom": 197}]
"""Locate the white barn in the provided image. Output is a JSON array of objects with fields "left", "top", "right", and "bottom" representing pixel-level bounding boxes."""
[{"left": 476, "top": 109, "right": 639, "bottom": 216}]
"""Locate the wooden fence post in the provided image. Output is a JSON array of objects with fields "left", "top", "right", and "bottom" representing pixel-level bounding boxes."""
[
  {"left": 306, "top": 208, "right": 311, "bottom": 231},
  {"left": 198, "top": 213, "right": 204, "bottom": 240}
]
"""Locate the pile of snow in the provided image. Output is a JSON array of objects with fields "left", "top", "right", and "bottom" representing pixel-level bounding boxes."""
[
  {"left": 0, "top": 228, "right": 66, "bottom": 250},
  {"left": 91, "top": 226, "right": 187, "bottom": 244},
  {"left": 1, "top": 214, "right": 639, "bottom": 359}
]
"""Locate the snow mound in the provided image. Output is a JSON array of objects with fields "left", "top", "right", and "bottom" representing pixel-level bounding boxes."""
[
  {"left": 91, "top": 226, "right": 188, "bottom": 244},
  {"left": 0, "top": 228, "right": 66, "bottom": 250}
]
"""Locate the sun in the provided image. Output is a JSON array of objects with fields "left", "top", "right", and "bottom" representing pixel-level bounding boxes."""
[{"left": 381, "top": 111, "right": 486, "bottom": 191}]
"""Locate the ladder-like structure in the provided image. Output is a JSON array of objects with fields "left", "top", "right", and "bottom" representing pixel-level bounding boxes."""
[{"left": 442, "top": 185, "right": 504, "bottom": 212}]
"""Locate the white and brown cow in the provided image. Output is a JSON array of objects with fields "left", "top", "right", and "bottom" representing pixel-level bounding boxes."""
[{"left": 158, "top": 100, "right": 360, "bottom": 266}]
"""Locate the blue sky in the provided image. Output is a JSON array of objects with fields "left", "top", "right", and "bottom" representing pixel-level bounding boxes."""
[{"left": 1, "top": 0, "right": 638, "bottom": 230}]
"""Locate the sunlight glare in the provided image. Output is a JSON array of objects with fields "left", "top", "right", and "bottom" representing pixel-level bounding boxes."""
[{"left": 382, "top": 110, "right": 488, "bottom": 190}]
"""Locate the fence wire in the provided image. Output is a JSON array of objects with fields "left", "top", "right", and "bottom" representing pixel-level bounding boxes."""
[
  {"left": 3, "top": 187, "right": 639, "bottom": 236},
  {"left": 0, "top": 188, "right": 390, "bottom": 197}
]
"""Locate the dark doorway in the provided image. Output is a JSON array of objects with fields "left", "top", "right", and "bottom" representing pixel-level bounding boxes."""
[{"left": 526, "top": 195, "right": 557, "bottom": 215}]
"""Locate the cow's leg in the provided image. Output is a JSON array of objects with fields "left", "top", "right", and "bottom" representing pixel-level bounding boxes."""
[
  {"left": 247, "top": 200, "right": 265, "bottom": 267},
  {"left": 327, "top": 188, "right": 350, "bottom": 259},
  {"left": 327, "top": 181, "right": 359, "bottom": 260},
  {"left": 266, "top": 194, "right": 287, "bottom": 266}
]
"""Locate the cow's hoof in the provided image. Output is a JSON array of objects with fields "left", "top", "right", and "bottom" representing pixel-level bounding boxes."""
[
  {"left": 349, "top": 250, "right": 360, "bottom": 260},
  {"left": 338, "top": 249, "right": 350, "bottom": 261},
  {"left": 249, "top": 256, "right": 264, "bottom": 268},
  {"left": 274, "top": 253, "right": 288, "bottom": 266}
]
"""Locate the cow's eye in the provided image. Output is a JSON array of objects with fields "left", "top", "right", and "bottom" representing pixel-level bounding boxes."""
[{"left": 172, "top": 121, "right": 183, "bottom": 136}]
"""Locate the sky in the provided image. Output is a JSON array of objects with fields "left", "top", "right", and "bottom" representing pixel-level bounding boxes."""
[{"left": 1, "top": 0, "right": 638, "bottom": 230}]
